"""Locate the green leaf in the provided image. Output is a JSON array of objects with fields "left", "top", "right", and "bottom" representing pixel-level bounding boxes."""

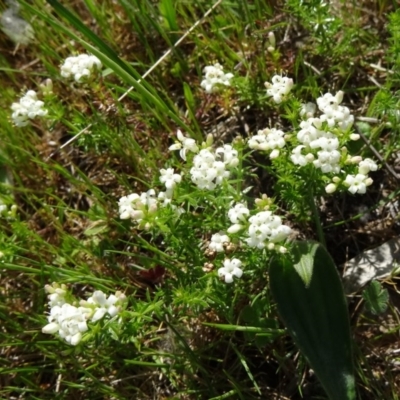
[
  {"left": 84, "top": 220, "right": 109, "bottom": 236},
  {"left": 362, "top": 280, "right": 389, "bottom": 315},
  {"left": 269, "top": 241, "right": 356, "bottom": 400},
  {"left": 292, "top": 241, "right": 318, "bottom": 287},
  {"left": 202, "top": 322, "right": 284, "bottom": 336},
  {"left": 159, "top": 0, "right": 179, "bottom": 33}
]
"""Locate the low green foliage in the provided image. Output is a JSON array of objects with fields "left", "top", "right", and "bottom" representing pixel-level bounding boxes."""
[
  {"left": 1, "top": 0, "right": 400, "bottom": 399},
  {"left": 362, "top": 280, "right": 390, "bottom": 315}
]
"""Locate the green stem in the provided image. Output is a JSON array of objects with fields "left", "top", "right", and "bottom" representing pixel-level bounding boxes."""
[{"left": 308, "top": 184, "right": 326, "bottom": 248}]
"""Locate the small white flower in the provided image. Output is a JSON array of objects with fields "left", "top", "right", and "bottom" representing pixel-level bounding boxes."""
[
  {"left": 11, "top": 90, "right": 47, "bottom": 127},
  {"left": 190, "top": 149, "right": 230, "bottom": 190},
  {"left": 290, "top": 145, "right": 309, "bottom": 166},
  {"left": 209, "top": 232, "right": 230, "bottom": 253},
  {"left": 60, "top": 54, "right": 102, "bottom": 82},
  {"left": 348, "top": 156, "right": 362, "bottom": 164},
  {"left": 86, "top": 290, "right": 126, "bottom": 322},
  {"left": 300, "top": 102, "right": 317, "bottom": 119},
  {"left": 215, "top": 144, "right": 239, "bottom": 167},
  {"left": 265, "top": 75, "right": 293, "bottom": 103},
  {"left": 118, "top": 189, "right": 158, "bottom": 225},
  {"left": 228, "top": 203, "right": 250, "bottom": 224},
  {"left": 344, "top": 174, "right": 373, "bottom": 194},
  {"left": 358, "top": 158, "right": 378, "bottom": 175},
  {"left": 169, "top": 130, "right": 199, "bottom": 161},
  {"left": 312, "top": 149, "right": 341, "bottom": 174},
  {"left": 317, "top": 91, "right": 354, "bottom": 131},
  {"left": 42, "top": 303, "right": 91, "bottom": 346},
  {"left": 297, "top": 118, "right": 323, "bottom": 146},
  {"left": 218, "top": 258, "right": 243, "bottom": 283},
  {"left": 248, "top": 128, "right": 286, "bottom": 159},
  {"left": 200, "top": 63, "right": 234, "bottom": 93},
  {"left": 159, "top": 168, "right": 182, "bottom": 190}
]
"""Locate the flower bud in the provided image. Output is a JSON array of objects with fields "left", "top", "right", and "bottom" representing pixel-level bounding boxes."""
[
  {"left": 350, "top": 133, "right": 360, "bottom": 141},
  {"left": 227, "top": 224, "right": 242, "bottom": 234},
  {"left": 42, "top": 322, "right": 60, "bottom": 334},
  {"left": 40, "top": 79, "right": 53, "bottom": 96},
  {"left": 365, "top": 177, "right": 373, "bottom": 186},
  {"left": 305, "top": 153, "right": 315, "bottom": 162},
  {"left": 335, "top": 91, "right": 344, "bottom": 104},
  {"left": 350, "top": 156, "right": 362, "bottom": 164},
  {"left": 325, "top": 183, "right": 337, "bottom": 194},
  {"left": 268, "top": 32, "right": 276, "bottom": 48},
  {"left": 270, "top": 149, "right": 280, "bottom": 159}
]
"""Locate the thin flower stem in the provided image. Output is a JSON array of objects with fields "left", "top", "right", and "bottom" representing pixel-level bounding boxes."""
[{"left": 308, "top": 182, "right": 326, "bottom": 248}]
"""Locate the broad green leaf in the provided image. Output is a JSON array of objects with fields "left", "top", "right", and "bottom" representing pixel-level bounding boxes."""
[{"left": 270, "top": 241, "right": 356, "bottom": 400}]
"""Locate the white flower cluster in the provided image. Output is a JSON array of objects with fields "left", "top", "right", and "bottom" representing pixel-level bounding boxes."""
[
  {"left": 248, "top": 127, "right": 286, "bottom": 159},
  {"left": 118, "top": 189, "right": 158, "bottom": 228},
  {"left": 200, "top": 63, "right": 234, "bottom": 93},
  {"left": 82, "top": 290, "right": 126, "bottom": 323},
  {"left": 291, "top": 91, "right": 358, "bottom": 174},
  {"left": 317, "top": 91, "right": 354, "bottom": 131},
  {"left": 42, "top": 283, "right": 126, "bottom": 346},
  {"left": 226, "top": 202, "right": 292, "bottom": 249},
  {"left": 60, "top": 54, "right": 102, "bottom": 82},
  {"left": 208, "top": 200, "right": 292, "bottom": 283},
  {"left": 169, "top": 130, "right": 239, "bottom": 190},
  {"left": 291, "top": 92, "right": 354, "bottom": 176},
  {"left": 227, "top": 203, "right": 250, "bottom": 234},
  {"left": 208, "top": 201, "right": 291, "bottom": 283},
  {"left": 291, "top": 117, "right": 342, "bottom": 174},
  {"left": 250, "top": 83, "right": 378, "bottom": 195},
  {"left": 246, "top": 211, "right": 292, "bottom": 249},
  {"left": 11, "top": 90, "right": 47, "bottom": 127},
  {"left": 209, "top": 232, "right": 230, "bottom": 252},
  {"left": 190, "top": 149, "right": 230, "bottom": 190},
  {"left": 294, "top": 91, "right": 377, "bottom": 194},
  {"left": 169, "top": 130, "right": 199, "bottom": 161},
  {"left": 118, "top": 175, "right": 184, "bottom": 229},
  {"left": 265, "top": 75, "right": 294, "bottom": 104},
  {"left": 227, "top": 203, "right": 292, "bottom": 249}
]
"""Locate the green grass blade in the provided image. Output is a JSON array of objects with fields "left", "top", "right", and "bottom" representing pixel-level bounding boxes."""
[{"left": 22, "top": 1, "right": 193, "bottom": 134}]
